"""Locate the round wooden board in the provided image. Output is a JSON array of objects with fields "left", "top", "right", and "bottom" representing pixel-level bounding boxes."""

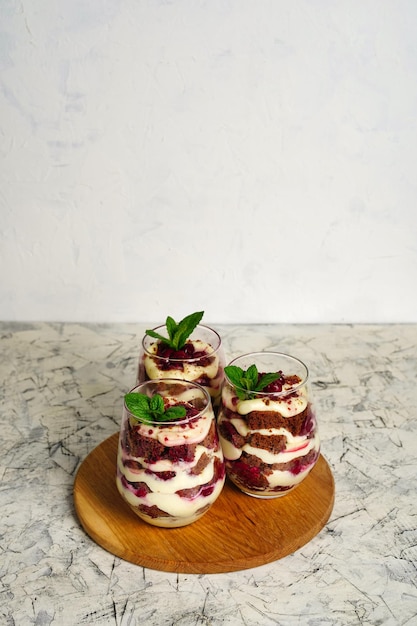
[{"left": 73, "top": 433, "right": 335, "bottom": 574}]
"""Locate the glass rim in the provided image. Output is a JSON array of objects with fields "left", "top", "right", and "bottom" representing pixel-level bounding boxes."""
[
  {"left": 124, "top": 377, "right": 212, "bottom": 425},
  {"left": 225, "top": 351, "right": 309, "bottom": 397},
  {"left": 141, "top": 323, "right": 222, "bottom": 361}
]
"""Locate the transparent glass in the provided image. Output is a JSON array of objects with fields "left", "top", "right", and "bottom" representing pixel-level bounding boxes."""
[
  {"left": 137, "top": 324, "right": 225, "bottom": 407},
  {"left": 217, "top": 352, "right": 320, "bottom": 498},
  {"left": 116, "top": 379, "right": 226, "bottom": 527}
]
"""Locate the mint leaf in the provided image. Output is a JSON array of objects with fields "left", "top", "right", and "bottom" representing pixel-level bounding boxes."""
[
  {"left": 150, "top": 394, "right": 164, "bottom": 414},
  {"left": 256, "top": 372, "right": 282, "bottom": 391},
  {"left": 171, "top": 311, "right": 204, "bottom": 350},
  {"left": 165, "top": 406, "right": 187, "bottom": 420},
  {"left": 224, "top": 364, "right": 281, "bottom": 400},
  {"left": 166, "top": 316, "right": 177, "bottom": 340},
  {"left": 145, "top": 311, "right": 204, "bottom": 351},
  {"left": 145, "top": 329, "right": 169, "bottom": 343},
  {"left": 125, "top": 392, "right": 187, "bottom": 424},
  {"left": 224, "top": 365, "right": 250, "bottom": 400},
  {"left": 223, "top": 365, "right": 244, "bottom": 388},
  {"left": 246, "top": 364, "right": 259, "bottom": 390},
  {"left": 125, "top": 393, "right": 154, "bottom": 424}
]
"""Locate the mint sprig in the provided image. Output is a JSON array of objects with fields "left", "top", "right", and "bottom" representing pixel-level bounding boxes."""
[
  {"left": 145, "top": 311, "right": 204, "bottom": 351},
  {"left": 224, "top": 364, "right": 282, "bottom": 400},
  {"left": 125, "top": 392, "right": 187, "bottom": 424}
]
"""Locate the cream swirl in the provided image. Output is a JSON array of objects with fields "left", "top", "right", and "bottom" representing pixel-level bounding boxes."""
[
  {"left": 222, "top": 383, "right": 308, "bottom": 417},
  {"left": 144, "top": 340, "right": 219, "bottom": 381}
]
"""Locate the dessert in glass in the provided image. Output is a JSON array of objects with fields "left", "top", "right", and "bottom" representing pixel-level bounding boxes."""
[
  {"left": 116, "top": 378, "right": 226, "bottom": 527},
  {"left": 137, "top": 311, "right": 225, "bottom": 406},
  {"left": 217, "top": 352, "right": 320, "bottom": 498}
]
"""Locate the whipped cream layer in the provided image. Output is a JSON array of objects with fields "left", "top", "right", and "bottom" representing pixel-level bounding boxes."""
[
  {"left": 142, "top": 339, "right": 223, "bottom": 401},
  {"left": 130, "top": 410, "right": 212, "bottom": 447},
  {"left": 144, "top": 340, "right": 219, "bottom": 381},
  {"left": 220, "top": 427, "right": 319, "bottom": 463},
  {"left": 221, "top": 383, "right": 308, "bottom": 417}
]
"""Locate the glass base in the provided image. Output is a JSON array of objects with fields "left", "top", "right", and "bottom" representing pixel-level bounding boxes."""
[
  {"left": 236, "top": 488, "right": 296, "bottom": 499},
  {"left": 127, "top": 503, "right": 210, "bottom": 528},
  {"left": 230, "top": 479, "right": 300, "bottom": 499}
]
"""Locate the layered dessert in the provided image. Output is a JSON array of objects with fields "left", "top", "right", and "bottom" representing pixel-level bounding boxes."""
[
  {"left": 116, "top": 380, "right": 225, "bottom": 527},
  {"left": 138, "top": 312, "right": 225, "bottom": 404},
  {"left": 218, "top": 357, "right": 320, "bottom": 498}
]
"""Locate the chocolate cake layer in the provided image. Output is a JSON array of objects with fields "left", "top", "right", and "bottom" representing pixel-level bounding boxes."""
[{"left": 222, "top": 404, "right": 314, "bottom": 437}]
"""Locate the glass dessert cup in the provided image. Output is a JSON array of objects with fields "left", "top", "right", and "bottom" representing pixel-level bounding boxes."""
[
  {"left": 116, "top": 379, "right": 226, "bottom": 528},
  {"left": 217, "top": 352, "right": 320, "bottom": 499},
  {"left": 137, "top": 324, "right": 225, "bottom": 407}
]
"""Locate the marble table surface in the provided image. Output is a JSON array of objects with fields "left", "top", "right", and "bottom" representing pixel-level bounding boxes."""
[{"left": 1, "top": 322, "right": 416, "bottom": 626}]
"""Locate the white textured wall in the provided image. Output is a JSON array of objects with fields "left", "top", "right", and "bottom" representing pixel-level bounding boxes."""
[{"left": 1, "top": 1, "right": 417, "bottom": 324}]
